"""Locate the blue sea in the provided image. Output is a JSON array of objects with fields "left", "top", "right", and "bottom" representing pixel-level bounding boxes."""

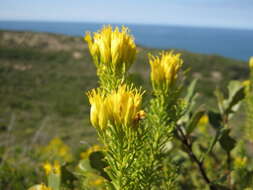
[{"left": 0, "top": 21, "right": 253, "bottom": 61}]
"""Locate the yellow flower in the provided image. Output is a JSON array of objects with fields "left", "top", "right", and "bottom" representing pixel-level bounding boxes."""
[
  {"left": 42, "top": 161, "right": 61, "bottom": 176},
  {"left": 28, "top": 184, "right": 52, "bottom": 190},
  {"left": 52, "top": 161, "right": 61, "bottom": 175},
  {"left": 149, "top": 51, "right": 183, "bottom": 92},
  {"left": 197, "top": 114, "right": 209, "bottom": 133},
  {"left": 85, "top": 25, "right": 136, "bottom": 73},
  {"left": 198, "top": 114, "right": 209, "bottom": 126},
  {"left": 249, "top": 57, "right": 253, "bottom": 69},
  {"left": 87, "top": 89, "right": 107, "bottom": 129},
  {"left": 43, "top": 162, "right": 52, "bottom": 175},
  {"left": 41, "top": 137, "right": 73, "bottom": 162},
  {"left": 87, "top": 85, "right": 144, "bottom": 130}
]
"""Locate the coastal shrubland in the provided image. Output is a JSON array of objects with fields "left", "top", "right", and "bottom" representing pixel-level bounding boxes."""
[{"left": 0, "top": 28, "right": 252, "bottom": 189}]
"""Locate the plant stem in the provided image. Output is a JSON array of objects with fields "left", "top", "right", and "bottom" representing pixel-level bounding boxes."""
[
  {"left": 177, "top": 126, "right": 217, "bottom": 190},
  {"left": 226, "top": 151, "right": 232, "bottom": 189}
]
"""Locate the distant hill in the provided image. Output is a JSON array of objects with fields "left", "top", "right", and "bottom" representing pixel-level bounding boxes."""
[{"left": 0, "top": 30, "right": 249, "bottom": 149}]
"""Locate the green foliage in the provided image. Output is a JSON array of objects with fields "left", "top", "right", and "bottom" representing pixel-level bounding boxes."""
[
  {"left": 0, "top": 30, "right": 252, "bottom": 190},
  {"left": 244, "top": 66, "right": 253, "bottom": 142}
]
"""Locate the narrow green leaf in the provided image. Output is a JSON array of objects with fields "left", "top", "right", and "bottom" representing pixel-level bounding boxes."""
[
  {"left": 186, "top": 110, "right": 205, "bottom": 135},
  {"left": 185, "top": 79, "right": 198, "bottom": 103},
  {"left": 226, "top": 85, "right": 245, "bottom": 115},
  {"left": 200, "top": 129, "right": 221, "bottom": 162},
  {"left": 214, "top": 88, "right": 225, "bottom": 114}
]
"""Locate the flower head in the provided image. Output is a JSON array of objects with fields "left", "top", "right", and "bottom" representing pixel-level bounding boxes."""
[
  {"left": 41, "top": 137, "right": 73, "bottom": 162},
  {"left": 85, "top": 25, "right": 136, "bottom": 73},
  {"left": 149, "top": 51, "right": 183, "bottom": 92},
  {"left": 43, "top": 162, "right": 52, "bottom": 175},
  {"left": 42, "top": 161, "right": 61, "bottom": 176},
  {"left": 87, "top": 85, "right": 144, "bottom": 130}
]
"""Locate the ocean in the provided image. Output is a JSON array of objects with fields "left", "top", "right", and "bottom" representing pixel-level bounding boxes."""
[{"left": 0, "top": 21, "right": 252, "bottom": 61}]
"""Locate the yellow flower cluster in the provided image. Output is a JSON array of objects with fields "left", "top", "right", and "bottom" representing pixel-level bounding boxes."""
[
  {"left": 149, "top": 51, "right": 183, "bottom": 91},
  {"left": 87, "top": 85, "right": 144, "bottom": 130},
  {"left": 85, "top": 25, "right": 136, "bottom": 73},
  {"left": 249, "top": 57, "right": 253, "bottom": 69},
  {"left": 28, "top": 184, "right": 52, "bottom": 190},
  {"left": 41, "top": 137, "right": 73, "bottom": 162},
  {"left": 43, "top": 161, "right": 61, "bottom": 176}
]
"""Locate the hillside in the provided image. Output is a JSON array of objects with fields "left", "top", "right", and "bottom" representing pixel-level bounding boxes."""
[{"left": 0, "top": 30, "right": 249, "bottom": 151}]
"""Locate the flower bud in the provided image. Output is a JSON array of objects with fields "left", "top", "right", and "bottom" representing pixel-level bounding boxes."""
[
  {"left": 87, "top": 85, "right": 144, "bottom": 130},
  {"left": 149, "top": 51, "right": 183, "bottom": 93},
  {"left": 85, "top": 26, "right": 136, "bottom": 73}
]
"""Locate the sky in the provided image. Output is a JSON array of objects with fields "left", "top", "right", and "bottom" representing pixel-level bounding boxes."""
[{"left": 1, "top": 0, "right": 253, "bottom": 29}]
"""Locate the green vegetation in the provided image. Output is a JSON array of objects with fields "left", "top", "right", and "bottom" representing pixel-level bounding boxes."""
[{"left": 0, "top": 30, "right": 250, "bottom": 190}]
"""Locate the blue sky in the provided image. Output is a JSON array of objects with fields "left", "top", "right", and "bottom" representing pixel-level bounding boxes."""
[{"left": 1, "top": 0, "right": 253, "bottom": 29}]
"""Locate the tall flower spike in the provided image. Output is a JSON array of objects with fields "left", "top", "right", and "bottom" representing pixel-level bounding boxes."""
[
  {"left": 149, "top": 51, "right": 183, "bottom": 93},
  {"left": 87, "top": 85, "right": 144, "bottom": 130},
  {"left": 84, "top": 25, "right": 136, "bottom": 73}
]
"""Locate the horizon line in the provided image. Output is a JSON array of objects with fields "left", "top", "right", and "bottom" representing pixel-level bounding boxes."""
[{"left": 1, "top": 19, "right": 253, "bottom": 31}]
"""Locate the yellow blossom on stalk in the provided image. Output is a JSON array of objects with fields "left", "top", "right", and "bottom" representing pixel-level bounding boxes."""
[
  {"left": 43, "top": 161, "right": 61, "bottom": 176},
  {"left": 84, "top": 25, "right": 136, "bottom": 73},
  {"left": 249, "top": 57, "right": 253, "bottom": 69},
  {"left": 149, "top": 51, "right": 183, "bottom": 92},
  {"left": 43, "top": 162, "right": 52, "bottom": 175},
  {"left": 87, "top": 85, "right": 144, "bottom": 130},
  {"left": 28, "top": 184, "right": 52, "bottom": 190}
]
